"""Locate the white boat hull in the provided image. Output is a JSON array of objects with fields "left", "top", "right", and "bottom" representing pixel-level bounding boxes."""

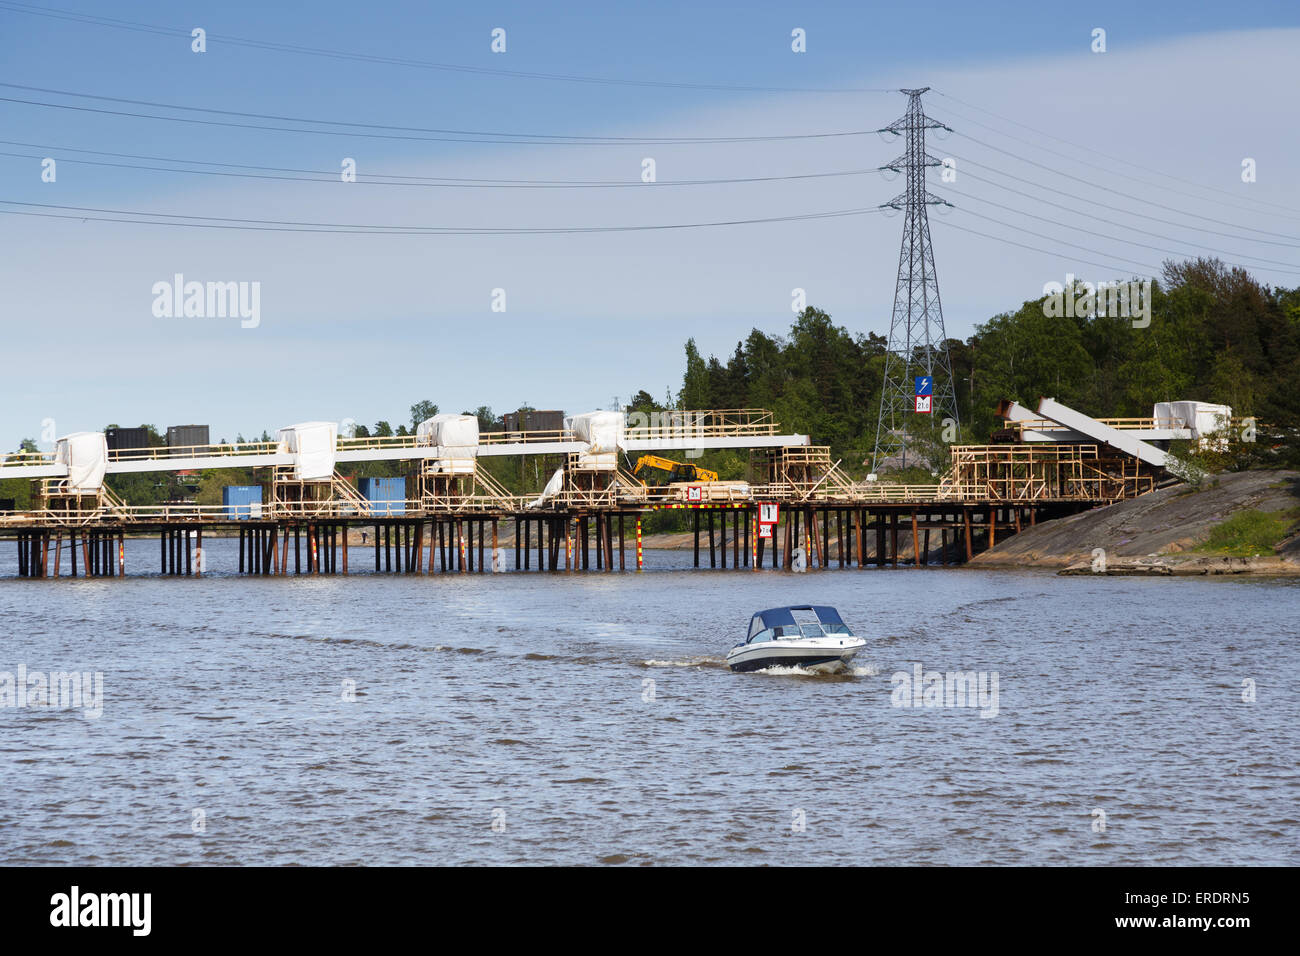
[{"left": 726, "top": 636, "right": 866, "bottom": 673}]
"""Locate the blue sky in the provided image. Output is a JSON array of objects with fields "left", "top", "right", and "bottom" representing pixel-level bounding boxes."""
[{"left": 2, "top": 0, "right": 1298, "bottom": 445}]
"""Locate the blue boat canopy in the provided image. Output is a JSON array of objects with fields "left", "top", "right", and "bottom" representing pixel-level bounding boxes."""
[{"left": 748, "top": 605, "right": 845, "bottom": 639}]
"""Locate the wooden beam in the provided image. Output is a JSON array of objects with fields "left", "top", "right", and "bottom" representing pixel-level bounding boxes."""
[{"left": 707, "top": 510, "right": 716, "bottom": 569}]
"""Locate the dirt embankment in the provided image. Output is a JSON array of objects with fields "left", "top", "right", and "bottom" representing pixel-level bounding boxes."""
[{"left": 968, "top": 470, "right": 1300, "bottom": 575}]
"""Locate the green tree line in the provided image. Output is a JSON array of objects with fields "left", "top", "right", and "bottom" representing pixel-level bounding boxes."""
[{"left": 676, "top": 258, "right": 1300, "bottom": 474}]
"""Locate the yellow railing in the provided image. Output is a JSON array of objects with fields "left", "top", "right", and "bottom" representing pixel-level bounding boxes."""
[
  {"left": 1, "top": 411, "right": 790, "bottom": 476},
  {"left": 107, "top": 441, "right": 282, "bottom": 461},
  {"left": 0, "top": 451, "right": 55, "bottom": 465},
  {"left": 1011, "top": 416, "right": 1221, "bottom": 433}
]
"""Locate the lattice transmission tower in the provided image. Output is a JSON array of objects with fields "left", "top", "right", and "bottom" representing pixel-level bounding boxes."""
[{"left": 870, "top": 87, "right": 959, "bottom": 474}]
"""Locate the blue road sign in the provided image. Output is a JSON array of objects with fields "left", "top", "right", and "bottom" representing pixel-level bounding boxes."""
[{"left": 915, "top": 375, "right": 933, "bottom": 396}]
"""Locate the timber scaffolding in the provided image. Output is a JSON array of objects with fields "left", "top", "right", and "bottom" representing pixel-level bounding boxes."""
[{"left": 0, "top": 405, "right": 1172, "bottom": 578}]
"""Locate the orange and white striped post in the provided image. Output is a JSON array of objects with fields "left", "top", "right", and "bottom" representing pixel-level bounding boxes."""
[
  {"left": 752, "top": 512, "right": 759, "bottom": 570},
  {"left": 635, "top": 517, "right": 643, "bottom": 570}
]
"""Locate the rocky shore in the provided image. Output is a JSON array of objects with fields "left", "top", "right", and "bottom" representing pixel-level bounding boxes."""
[{"left": 968, "top": 469, "right": 1300, "bottom": 576}]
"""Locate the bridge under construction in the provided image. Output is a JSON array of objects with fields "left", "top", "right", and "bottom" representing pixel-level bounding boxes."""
[{"left": 0, "top": 399, "right": 1227, "bottom": 579}]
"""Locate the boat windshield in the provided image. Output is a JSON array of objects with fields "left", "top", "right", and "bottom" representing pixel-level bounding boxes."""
[
  {"left": 774, "top": 623, "right": 831, "bottom": 639},
  {"left": 749, "top": 606, "right": 854, "bottom": 642},
  {"left": 787, "top": 608, "right": 849, "bottom": 638}
]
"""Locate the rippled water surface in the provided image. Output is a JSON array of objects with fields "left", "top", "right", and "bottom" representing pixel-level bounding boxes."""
[{"left": 1, "top": 537, "right": 1296, "bottom": 865}]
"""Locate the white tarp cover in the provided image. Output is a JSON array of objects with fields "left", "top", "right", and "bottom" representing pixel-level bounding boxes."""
[
  {"left": 417, "top": 414, "right": 479, "bottom": 474},
  {"left": 54, "top": 432, "right": 108, "bottom": 491},
  {"left": 572, "top": 451, "right": 617, "bottom": 472},
  {"left": 1168, "top": 401, "right": 1232, "bottom": 437},
  {"left": 416, "top": 414, "right": 479, "bottom": 449},
  {"left": 571, "top": 411, "right": 624, "bottom": 453},
  {"left": 277, "top": 422, "right": 338, "bottom": 480},
  {"left": 528, "top": 467, "right": 565, "bottom": 509},
  {"left": 1152, "top": 402, "right": 1175, "bottom": 427}
]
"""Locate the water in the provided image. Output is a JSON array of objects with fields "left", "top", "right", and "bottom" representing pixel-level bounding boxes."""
[{"left": 1, "top": 536, "right": 1296, "bottom": 865}]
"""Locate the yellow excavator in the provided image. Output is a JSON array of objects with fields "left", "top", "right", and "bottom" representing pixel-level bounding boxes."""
[{"left": 632, "top": 455, "right": 718, "bottom": 485}]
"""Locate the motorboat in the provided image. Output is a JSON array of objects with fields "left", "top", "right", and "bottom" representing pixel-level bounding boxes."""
[{"left": 726, "top": 605, "right": 866, "bottom": 673}]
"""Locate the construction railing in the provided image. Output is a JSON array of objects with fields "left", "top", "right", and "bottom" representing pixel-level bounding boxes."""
[
  {"left": 108, "top": 440, "right": 281, "bottom": 462},
  {"left": 0, "top": 450, "right": 53, "bottom": 466}
]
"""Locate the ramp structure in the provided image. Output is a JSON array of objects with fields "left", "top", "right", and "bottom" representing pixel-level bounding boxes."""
[{"left": 1033, "top": 398, "right": 1171, "bottom": 469}]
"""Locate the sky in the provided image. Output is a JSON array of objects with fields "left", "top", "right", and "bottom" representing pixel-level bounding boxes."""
[{"left": 1, "top": 0, "right": 1298, "bottom": 446}]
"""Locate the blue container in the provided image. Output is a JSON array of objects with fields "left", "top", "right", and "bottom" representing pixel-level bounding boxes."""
[
  {"left": 358, "top": 477, "right": 406, "bottom": 515},
  {"left": 222, "top": 485, "right": 263, "bottom": 520}
]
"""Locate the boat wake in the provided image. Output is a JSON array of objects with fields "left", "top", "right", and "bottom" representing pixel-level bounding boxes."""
[
  {"left": 751, "top": 662, "right": 878, "bottom": 678},
  {"left": 641, "top": 657, "right": 727, "bottom": 670}
]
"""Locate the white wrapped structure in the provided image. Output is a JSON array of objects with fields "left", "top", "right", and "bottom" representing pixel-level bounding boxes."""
[
  {"left": 570, "top": 411, "right": 625, "bottom": 472},
  {"left": 528, "top": 467, "right": 566, "bottom": 509},
  {"left": 1167, "top": 401, "right": 1232, "bottom": 439},
  {"left": 54, "top": 432, "right": 109, "bottom": 492},
  {"left": 417, "top": 414, "right": 479, "bottom": 475},
  {"left": 1168, "top": 401, "right": 1232, "bottom": 451},
  {"left": 276, "top": 422, "right": 338, "bottom": 481}
]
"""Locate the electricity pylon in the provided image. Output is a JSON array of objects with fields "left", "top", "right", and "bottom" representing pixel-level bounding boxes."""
[{"left": 871, "top": 87, "right": 959, "bottom": 474}]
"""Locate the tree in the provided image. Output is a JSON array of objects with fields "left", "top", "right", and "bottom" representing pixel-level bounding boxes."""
[
  {"left": 373, "top": 421, "right": 394, "bottom": 438},
  {"left": 671, "top": 267, "right": 1300, "bottom": 477},
  {"left": 464, "top": 405, "right": 497, "bottom": 432},
  {"left": 680, "top": 338, "right": 709, "bottom": 409},
  {"left": 410, "top": 400, "right": 438, "bottom": 430},
  {"left": 627, "top": 390, "right": 659, "bottom": 413}
]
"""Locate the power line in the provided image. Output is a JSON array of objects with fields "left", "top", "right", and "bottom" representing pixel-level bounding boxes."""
[
  {"left": 937, "top": 163, "right": 1300, "bottom": 275},
  {"left": 0, "top": 141, "right": 881, "bottom": 189},
  {"left": 930, "top": 104, "right": 1300, "bottom": 226},
  {"left": 0, "top": 82, "right": 882, "bottom": 144},
  {"left": 941, "top": 128, "right": 1299, "bottom": 243},
  {"left": 932, "top": 216, "right": 1161, "bottom": 275},
  {"left": 933, "top": 90, "right": 1300, "bottom": 220},
  {"left": 949, "top": 206, "right": 1160, "bottom": 274},
  {"left": 950, "top": 190, "right": 1300, "bottom": 278},
  {"left": 0, "top": 197, "right": 886, "bottom": 236},
  {"left": 940, "top": 152, "right": 1300, "bottom": 250},
  {"left": 0, "top": 1, "right": 896, "bottom": 95},
  {"left": 0, "top": 93, "right": 885, "bottom": 149}
]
